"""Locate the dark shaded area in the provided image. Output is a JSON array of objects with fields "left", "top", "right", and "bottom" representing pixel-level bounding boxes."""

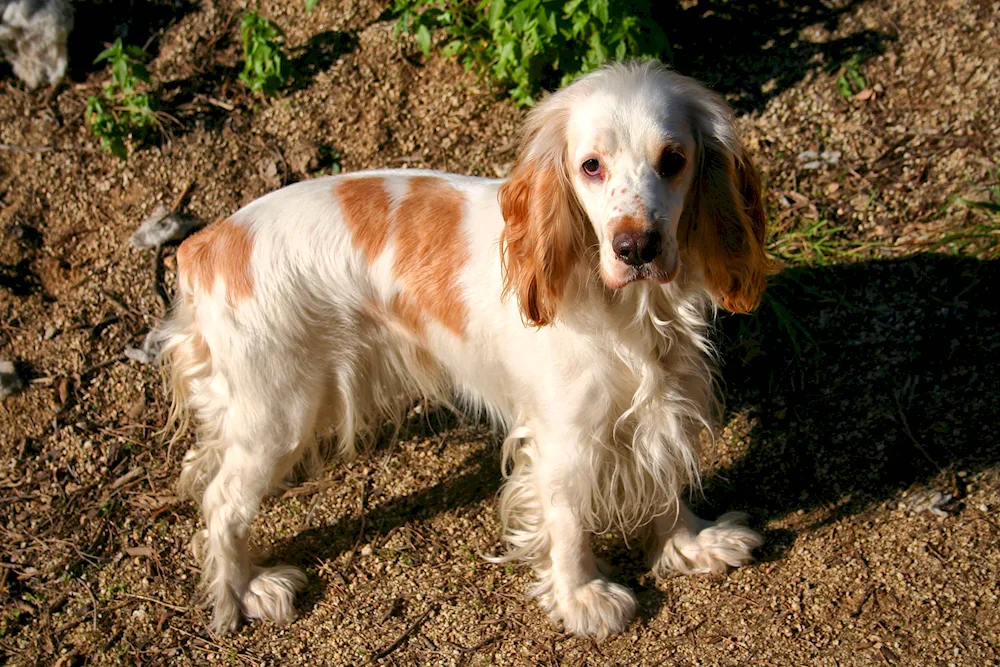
[
  {"left": 697, "top": 255, "right": 999, "bottom": 556},
  {"left": 289, "top": 29, "right": 356, "bottom": 90},
  {"left": 0, "top": 258, "right": 41, "bottom": 296},
  {"left": 653, "top": 0, "right": 892, "bottom": 113},
  {"left": 67, "top": 0, "right": 199, "bottom": 79}
]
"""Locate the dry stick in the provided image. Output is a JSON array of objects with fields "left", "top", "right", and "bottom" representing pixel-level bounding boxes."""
[
  {"left": 0, "top": 143, "right": 53, "bottom": 153},
  {"left": 121, "top": 592, "right": 188, "bottom": 613},
  {"left": 369, "top": 604, "right": 438, "bottom": 663},
  {"left": 343, "top": 477, "right": 369, "bottom": 570},
  {"left": 54, "top": 601, "right": 130, "bottom": 634},
  {"left": 170, "top": 179, "right": 196, "bottom": 213}
]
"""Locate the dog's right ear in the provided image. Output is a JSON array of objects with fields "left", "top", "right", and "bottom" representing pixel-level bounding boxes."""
[{"left": 499, "top": 101, "right": 586, "bottom": 327}]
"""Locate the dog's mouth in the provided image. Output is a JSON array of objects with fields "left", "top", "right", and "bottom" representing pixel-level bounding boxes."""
[{"left": 602, "top": 254, "right": 679, "bottom": 290}]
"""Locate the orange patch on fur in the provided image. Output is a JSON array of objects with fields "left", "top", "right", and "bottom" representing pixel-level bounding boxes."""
[
  {"left": 336, "top": 177, "right": 392, "bottom": 263},
  {"left": 393, "top": 176, "right": 468, "bottom": 336},
  {"left": 390, "top": 292, "right": 425, "bottom": 336},
  {"left": 176, "top": 219, "right": 254, "bottom": 303},
  {"left": 609, "top": 213, "right": 647, "bottom": 235}
]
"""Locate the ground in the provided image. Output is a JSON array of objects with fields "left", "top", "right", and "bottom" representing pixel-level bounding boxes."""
[{"left": 1, "top": 0, "right": 999, "bottom": 665}]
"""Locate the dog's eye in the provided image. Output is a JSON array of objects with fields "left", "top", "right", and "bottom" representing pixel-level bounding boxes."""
[
  {"left": 581, "top": 158, "right": 602, "bottom": 177},
  {"left": 657, "top": 150, "right": 686, "bottom": 178}
]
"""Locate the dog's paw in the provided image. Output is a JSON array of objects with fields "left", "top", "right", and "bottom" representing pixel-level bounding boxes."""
[
  {"left": 653, "top": 512, "right": 762, "bottom": 577},
  {"left": 240, "top": 565, "right": 308, "bottom": 624},
  {"left": 537, "top": 577, "right": 637, "bottom": 639},
  {"left": 210, "top": 586, "right": 243, "bottom": 635}
]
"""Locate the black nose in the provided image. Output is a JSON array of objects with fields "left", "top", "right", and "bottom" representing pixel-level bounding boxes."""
[{"left": 612, "top": 230, "right": 662, "bottom": 266}]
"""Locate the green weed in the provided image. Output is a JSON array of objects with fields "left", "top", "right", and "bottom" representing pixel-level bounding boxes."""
[
  {"left": 930, "top": 175, "right": 1000, "bottom": 259},
  {"left": 837, "top": 54, "right": 867, "bottom": 99},
  {"left": 86, "top": 39, "right": 160, "bottom": 159},
  {"left": 239, "top": 10, "right": 293, "bottom": 96},
  {"left": 769, "top": 219, "right": 874, "bottom": 266},
  {"left": 393, "top": 0, "right": 668, "bottom": 106}
]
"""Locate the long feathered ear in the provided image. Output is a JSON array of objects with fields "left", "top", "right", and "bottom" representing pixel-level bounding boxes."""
[
  {"left": 499, "top": 101, "right": 586, "bottom": 326},
  {"left": 682, "top": 92, "right": 775, "bottom": 314}
]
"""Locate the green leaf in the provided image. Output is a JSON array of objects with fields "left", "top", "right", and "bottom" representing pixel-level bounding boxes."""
[
  {"left": 416, "top": 24, "right": 432, "bottom": 55},
  {"left": 112, "top": 58, "right": 128, "bottom": 87},
  {"left": 306, "top": 0, "right": 319, "bottom": 12},
  {"left": 487, "top": 0, "right": 505, "bottom": 30},
  {"left": 109, "top": 137, "right": 127, "bottom": 160},
  {"left": 93, "top": 42, "right": 119, "bottom": 65},
  {"left": 837, "top": 74, "right": 853, "bottom": 99},
  {"left": 441, "top": 39, "right": 464, "bottom": 57}
]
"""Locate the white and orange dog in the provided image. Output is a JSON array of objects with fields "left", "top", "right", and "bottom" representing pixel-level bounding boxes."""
[{"left": 156, "top": 61, "right": 771, "bottom": 638}]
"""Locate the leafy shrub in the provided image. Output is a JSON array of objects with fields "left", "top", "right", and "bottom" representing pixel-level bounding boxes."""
[
  {"left": 393, "top": 0, "right": 669, "bottom": 106},
  {"left": 86, "top": 39, "right": 159, "bottom": 159},
  {"left": 239, "top": 10, "right": 293, "bottom": 96}
]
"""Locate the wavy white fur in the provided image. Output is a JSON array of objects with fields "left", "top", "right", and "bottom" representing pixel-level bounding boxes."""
[{"left": 155, "top": 61, "right": 769, "bottom": 638}]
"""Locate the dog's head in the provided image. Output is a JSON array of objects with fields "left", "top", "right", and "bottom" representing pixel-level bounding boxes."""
[{"left": 499, "top": 61, "right": 773, "bottom": 325}]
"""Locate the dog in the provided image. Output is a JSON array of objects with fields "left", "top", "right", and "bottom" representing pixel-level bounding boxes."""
[
  {"left": 0, "top": 0, "right": 72, "bottom": 89},
  {"left": 156, "top": 61, "right": 771, "bottom": 638}
]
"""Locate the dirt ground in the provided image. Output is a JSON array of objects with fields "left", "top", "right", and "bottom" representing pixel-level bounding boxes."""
[{"left": 1, "top": 0, "right": 999, "bottom": 665}]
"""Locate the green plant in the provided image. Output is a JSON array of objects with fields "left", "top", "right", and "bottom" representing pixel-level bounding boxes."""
[
  {"left": 393, "top": 0, "right": 669, "bottom": 106},
  {"left": 769, "top": 219, "right": 874, "bottom": 265},
  {"left": 836, "top": 54, "right": 867, "bottom": 99},
  {"left": 86, "top": 39, "right": 160, "bottom": 159},
  {"left": 239, "top": 10, "right": 293, "bottom": 96},
  {"left": 306, "top": 0, "right": 319, "bottom": 11},
  {"left": 930, "top": 173, "right": 1000, "bottom": 259}
]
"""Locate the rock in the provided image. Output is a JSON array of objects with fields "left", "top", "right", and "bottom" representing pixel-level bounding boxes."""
[
  {"left": 899, "top": 490, "right": 955, "bottom": 518},
  {"left": 130, "top": 205, "right": 202, "bottom": 249},
  {"left": 125, "top": 332, "right": 161, "bottom": 365},
  {"left": 0, "top": 360, "right": 23, "bottom": 398}
]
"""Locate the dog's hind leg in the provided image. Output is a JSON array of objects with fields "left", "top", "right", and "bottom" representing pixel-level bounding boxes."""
[{"left": 193, "top": 351, "right": 323, "bottom": 633}]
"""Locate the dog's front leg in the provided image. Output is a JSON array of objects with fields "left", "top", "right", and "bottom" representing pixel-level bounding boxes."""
[
  {"left": 647, "top": 502, "right": 762, "bottom": 577},
  {"left": 501, "top": 437, "right": 637, "bottom": 639}
]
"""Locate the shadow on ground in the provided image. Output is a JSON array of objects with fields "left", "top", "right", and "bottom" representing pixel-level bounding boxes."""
[
  {"left": 272, "top": 254, "right": 998, "bottom": 604},
  {"left": 698, "top": 254, "right": 999, "bottom": 557},
  {"left": 653, "top": 0, "right": 892, "bottom": 113},
  {"left": 68, "top": 0, "right": 200, "bottom": 78}
]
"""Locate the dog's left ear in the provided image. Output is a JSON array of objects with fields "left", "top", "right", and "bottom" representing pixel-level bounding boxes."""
[{"left": 682, "top": 92, "right": 775, "bottom": 314}]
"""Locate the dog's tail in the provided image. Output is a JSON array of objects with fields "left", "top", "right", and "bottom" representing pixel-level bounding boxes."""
[{"left": 154, "top": 287, "right": 226, "bottom": 501}]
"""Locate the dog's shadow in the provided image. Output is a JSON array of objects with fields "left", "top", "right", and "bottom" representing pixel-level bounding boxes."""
[
  {"left": 269, "top": 253, "right": 999, "bottom": 622},
  {"left": 695, "top": 254, "right": 1000, "bottom": 561}
]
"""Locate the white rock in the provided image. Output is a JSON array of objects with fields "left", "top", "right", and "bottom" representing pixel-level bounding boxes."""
[{"left": 130, "top": 205, "right": 202, "bottom": 249}]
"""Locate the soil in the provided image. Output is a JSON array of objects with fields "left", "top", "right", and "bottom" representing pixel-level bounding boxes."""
[{"left": 1, "top": 0, "right": 998, "bottom": 665}]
